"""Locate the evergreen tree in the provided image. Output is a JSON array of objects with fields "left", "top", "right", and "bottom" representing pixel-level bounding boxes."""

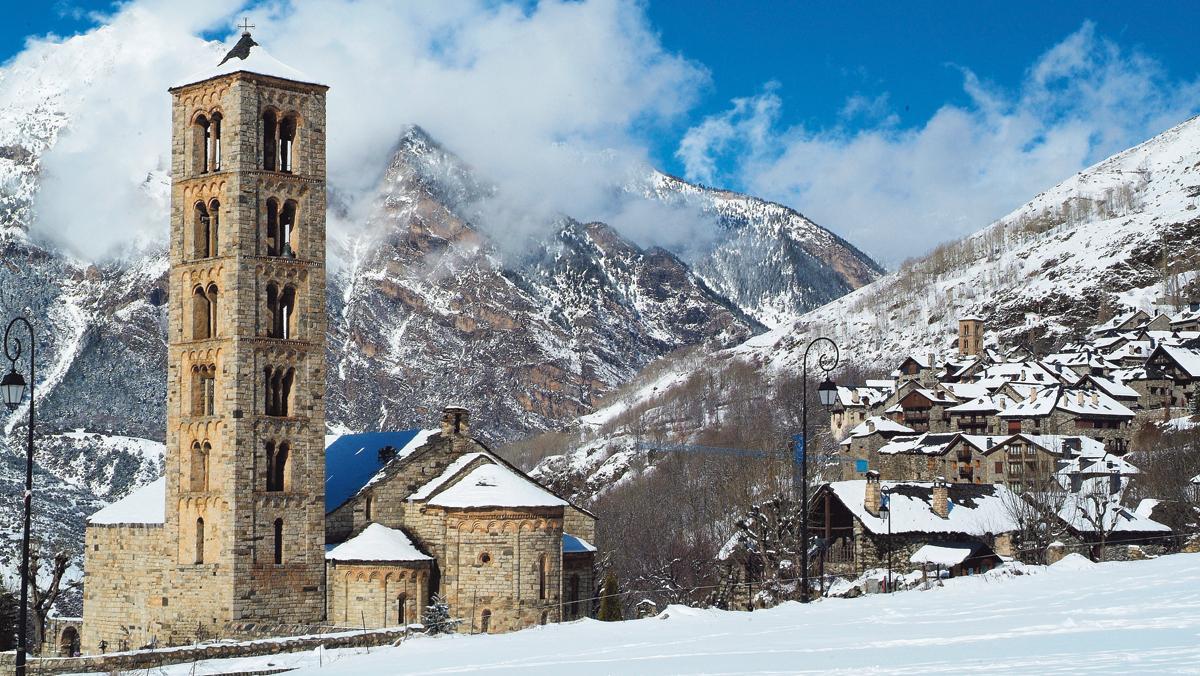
[
  {"left": 598, "top": 571, "right": 623, "bottom": 621},
  {"left": 421, "top": 594, "right": 460, "bottom": 635},
  {"left": 0, "top": 586, "right": 16, "bottom": 651}
]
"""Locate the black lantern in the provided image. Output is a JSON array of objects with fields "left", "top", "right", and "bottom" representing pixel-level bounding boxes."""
[
  {"left": 817, "top": 377, "right": 838, "bottom": 409},
  {"left": 1, "top": 367, "right": 26, "bottom": 411}
]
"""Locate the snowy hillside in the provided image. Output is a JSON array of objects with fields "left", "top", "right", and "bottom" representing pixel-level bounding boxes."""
[
  {"left": 86, "top": 553, "right": 1200, "bottom": 675},
  {"left": 534, "top": 114, "right": 1200, "bottom": 499}
]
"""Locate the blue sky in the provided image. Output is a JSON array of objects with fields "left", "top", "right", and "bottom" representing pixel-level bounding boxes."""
[
  {"left": 645, "top": 1, "right": 1200, "bottom": 176},
  {"left": 7, "top": 1, "right": 1200, "bottom": 264}
]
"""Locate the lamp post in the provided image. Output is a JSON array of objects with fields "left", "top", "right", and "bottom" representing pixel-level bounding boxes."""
[
  {"left": 798, "top": 337, "right": 839, "bottom": 604},
  {"left": 878, "top": 493, "right": 892, "bottom": 593},
  {"left": 3, "top": 316, "right": 34, "bottom": 676}
]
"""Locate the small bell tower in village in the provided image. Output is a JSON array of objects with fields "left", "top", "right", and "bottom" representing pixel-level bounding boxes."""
[
  {"left": 82, "top": 26, "right": 330, "bottom": 650},
  {"left": 161, "top": 26, "right": 330, "bottom": 631}
]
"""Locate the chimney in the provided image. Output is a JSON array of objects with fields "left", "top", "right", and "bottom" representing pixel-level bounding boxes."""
[
  {"left": 866, "top": 419, "right": 876, "bottom": 434},
  {"left": 852, "top": 390, "right": 861, "bottom": 404},
  {"left": 932, "top": 477, "right": 950, "bottom": 519},
  {"left": 1076, "top": 391, "right": 1085, "bottom": 406},
  {"left": 928, "top": 353, "right": 936, "bottom": 368},
  {"left": 864, "top": 471, "right": 882, "bottom": 516},
  {"left": 440, "top": 406, "right": 470, "bottom": 438},
  {"left": 1029, "top": 388, "right": 1037, "bottom": 402},
  {"left": 1091, "top": 391, "right": 1099, "bottom": 406}
]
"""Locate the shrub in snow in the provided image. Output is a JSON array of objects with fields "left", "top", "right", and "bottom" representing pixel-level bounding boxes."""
[
  {"left": 598, "top": 572, "right": 623, "bottom": 621},
  {"left": 421, "top": 594, "right": 460, "bottom": 635}
]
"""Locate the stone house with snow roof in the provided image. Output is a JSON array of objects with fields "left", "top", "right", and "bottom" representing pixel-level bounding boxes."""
[
  {"left": 829, "top": 386, "right": 889, "bottom": 440},
  {"left": 1144, "top": 344, "right": 1200, "bottom": 414},
  {"left": 837, "top": 417, "right": 915, "bottom": 480},
  {"left": 887, "top": 384, "right": 957, "bottom": 433},
  {"left": 810, "top": 474, "right": 1018, "bottom": 580},
  {"left": 998, "top": 386, "right": 1135, "bottom": 453},
  {"left": 322, "top": 407, "right": 597, "bottom": 634}
]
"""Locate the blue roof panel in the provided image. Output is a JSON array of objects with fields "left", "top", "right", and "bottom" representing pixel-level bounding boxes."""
[{"left": 325, "top": 430, "right": 424, "bottom": 513}]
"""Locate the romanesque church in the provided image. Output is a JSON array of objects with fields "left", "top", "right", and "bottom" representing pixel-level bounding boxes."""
[{"left": 79, "top": 31, "right": 595, "bottom": 653}]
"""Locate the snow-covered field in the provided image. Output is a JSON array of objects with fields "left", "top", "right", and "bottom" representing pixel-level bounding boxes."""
[{"left": 107, "top": 552, "right": 1200, "bottom": 675}]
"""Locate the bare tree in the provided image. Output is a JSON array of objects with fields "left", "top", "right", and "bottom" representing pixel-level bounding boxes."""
[{"left": 27, "top": 547, "right": 77, "bottom": 653}]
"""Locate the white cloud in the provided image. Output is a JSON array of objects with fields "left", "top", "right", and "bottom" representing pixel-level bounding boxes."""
[
  {"left": 19, "top": 0, "right": 707, "bottom": 259},
  {"left": 676, "top": 21, "right": 1200, "bottom": 267}
]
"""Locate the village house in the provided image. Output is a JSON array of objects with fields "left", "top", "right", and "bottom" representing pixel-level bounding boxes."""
[
  {"left": 837, "top": 416, "right": 916, "bottom": 479},
  {"left": 810, "top": 474, "right": 1019, "bottom": 581},
  {"left": 997, "top": 386, "right": 1135, "bottom": 453},
  {"left": 1143, "top": 344, "right": 1200, "bottom": 413}
]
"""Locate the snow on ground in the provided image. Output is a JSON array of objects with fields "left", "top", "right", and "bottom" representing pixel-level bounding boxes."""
[{"left": 102, "top": 553, "right": 1200, "bottom": 675}]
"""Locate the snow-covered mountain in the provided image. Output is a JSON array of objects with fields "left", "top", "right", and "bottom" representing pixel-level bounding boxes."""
[
  {"left": 534, "top": 114, "right": 1200, "bottom": 502},
  {"left": 0, "top": 29, "right": 879, "bottom": 591}
]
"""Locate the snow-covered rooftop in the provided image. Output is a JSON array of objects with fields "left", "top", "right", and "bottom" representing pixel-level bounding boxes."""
[
  {"left": 1058, "top": 495, "right": 1171, "bottom": 534},
  {"left": 409, "top": 452, "right": 492, "bottom": 501},
  {"left": 909, "top": 542, "right": 984, "bottom": 566},
  {"left": 428, "top": 463, "right": 568, "bottom": 509},
  {"left": 325, "top": 523, "right": 431, "bottom": 563},
  {"left": 174, "top": 31, "right": 316, "bottom": 89},
  {"left": 844, "top": 416, "right": 914, "bottom": 438},
  {"left": 88, "top": 477, "right": 165, "bottom": 525},
  {"left": 826, "top": 481, "right": 1021, "bottom": 536}
]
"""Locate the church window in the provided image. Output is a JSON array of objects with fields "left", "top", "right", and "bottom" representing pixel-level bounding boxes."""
[
  {"left": 397, "top": 593, "right": 408, "bottom": 625},
  {"left": 193, "top": 115, "right": 210, "bottom": 174},
  {"left": 264, "top": 366, "right": 295, "bottom": 416},
  {"left": 266, "top": 441, "right": 289, "bottom": 492},
  {"left": 191, "top": 286, "right": 212, "bottom": 340},
  {"left": 280, "top": 200, "right": 297, "bottom": 256},
  {"left": 266, "top": 283, "right": 298, "bottom": 339},
  {"left": 273, "top": 518, "right": 284, "bottom": 564},
  {"left": 479, "top": 551, "right": 491, "bottom": 565},
  {"left": 189, "top": 441, "right": 210, "bottom": 491},
  {"left": 193, "top": 202, "right": 211, "bottom": 259},
  {"left": 207, "top": 199, "right": 220, "bottom": 257},
  {"left": 479, "top": 609, "right": 491, "bottom": 634},
  {"left": 263, "top": 111, "right": 278, "bottom": 171},
  {"left": 538, "top": 553, "right": 548, "bottom": 600},
  {"left": 364, "top": 495, "right": 373, "bottom": 521},
  {"left": 206, "top": 284, "right": 219, "bottom": 338},
  {"left": 195, "top": 518, "right": 205, "bottom": 564},
  {"left": 265, "top": 198, "right": 280, "bottom": 255},
  {"left": 209, "top": 113, "right": 222, "bottom": 171},
  {"left": 191, "top": 364, "right": 216, "bottom": 416},
  {"left": 279, "top": 115, "right": 297, "bottom": 173}
]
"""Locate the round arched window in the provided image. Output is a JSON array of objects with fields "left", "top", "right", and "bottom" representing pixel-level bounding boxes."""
[{"left": 479, "top": 552, "right": 492, "bottom": 565}]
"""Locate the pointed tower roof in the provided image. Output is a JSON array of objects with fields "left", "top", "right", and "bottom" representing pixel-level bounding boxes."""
[{"left": 172, "top": 29, "right": 320, "bottom": 90}]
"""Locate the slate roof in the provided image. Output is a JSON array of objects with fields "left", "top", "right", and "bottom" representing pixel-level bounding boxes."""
[{"left": 324, "top": 430, "right": 435, "bottom": 513}]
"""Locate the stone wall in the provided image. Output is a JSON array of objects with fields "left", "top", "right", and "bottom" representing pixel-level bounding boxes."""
[
  {"left": 80, "top": 524, "right": 167, "bottom": 654},
  {"left": 325, "top": 561, "right": 430, "bottom": 628},
  {"left": 4, "top": 626, "right": 411, "bottom": 675}
]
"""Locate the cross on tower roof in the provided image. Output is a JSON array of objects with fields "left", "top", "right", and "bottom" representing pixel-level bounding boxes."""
[{"left": 239, "top": 18, "right": 255, "bottom": 35}]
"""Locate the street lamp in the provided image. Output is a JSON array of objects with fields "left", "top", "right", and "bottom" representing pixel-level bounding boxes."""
[
  {"left": 878, "top": 493, "right": 892, "bottom": 593},
  {"left": 4, "top": 316, "right": 34, "bottom": 676},
  {"left": 798, "top": 337, "right": 839, "bottom": 604}
]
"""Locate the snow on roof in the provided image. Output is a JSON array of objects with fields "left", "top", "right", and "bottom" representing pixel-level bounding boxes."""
[
  {"left": 562, "top": 534, "right": 597, "bottom": 554},
  {"left": 1058, "top": 495, "right": 1171, "bottom": 534},
  {"left": 877, "top": 433, "right": 954, "bottom": 456},
  {"left": 1154, "top": 345, "right": 1200, "bottom": 378},
  {"left": 837, "top": 386, "right": 887, "bottom": 407},
  {"left": 940, "top": 382, "right": 989, "bottom": 400},
  {"left": 1092, "top": 310, "right": 1147, "bottom": 334},
  {"left": 999, "top": 386, "right": 1058, "bottom": 417},
  {"left": 909, "top": 542, "right": 983, "bottom": 566},
  {"left": 864, "top": 379, "right": 897, "bottom": 391},
  {"left": 325, "top": 523, "right": 431, "bottom": 563},
  {"left": 174, "top": 32, "right": 315, "bottom": 88},
  {"left": 88, "top": 478, "right": 165, "bottom": 525},
  {"left": 1019, "top": 434, "right": 1106, "bottom": 458},
  {"left": 1084, "top": 375, "right": 1140, "bottom": 399},
  {"left": 946, "top": 395, "right": 1003, "bottom": 414},
  {"left": 844, "top": 416, "right": 914, "bottom": 438},
  {"left": 324, "top": 430, "right": 435, "bottom": 513},
  {"left": 1057, "top": 453, "right": 1141, "bottom": 477},
  {"left": 912, "top": 388, "right": 957, "bottom": 404},
  {"left": 410, "top": 452, "right": 492, "bottom": 501},
  {"left": 1056, "top": 388, "right": 1135, "bottom": 418},
  {"left": 826, "top": 481, "right": 1020, "bottom": 536},
  {"left": 428, "top": 463, "right": 568, "bottom": 509}
]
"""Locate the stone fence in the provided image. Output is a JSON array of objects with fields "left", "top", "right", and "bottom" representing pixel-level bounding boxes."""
[{"left": 1, "top": 626, "right": 414, "bottom": 675}]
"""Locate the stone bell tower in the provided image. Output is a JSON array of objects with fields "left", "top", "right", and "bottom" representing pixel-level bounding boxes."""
[{"left": 162, "top": 30, "right": 328, "bottom": 634}]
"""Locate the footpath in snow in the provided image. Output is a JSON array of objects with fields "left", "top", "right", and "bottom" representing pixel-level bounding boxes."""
[{"left": 103, "top": 553, "right": 1200, "bottom": 675}]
